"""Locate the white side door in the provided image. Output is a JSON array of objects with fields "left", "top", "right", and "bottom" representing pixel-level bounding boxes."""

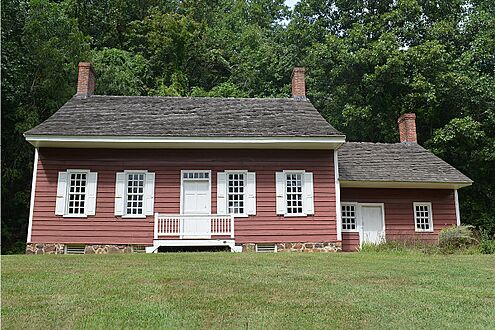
[
  {"left": 361, "top": 204, "right": 385, "bottom": 245},
  {"left": 182, "top": 180, "right": 210, "bottom": 238}
]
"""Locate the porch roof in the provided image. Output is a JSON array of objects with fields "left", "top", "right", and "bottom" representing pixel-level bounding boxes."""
[{"left": 338, "top": 142, "right": 472, "bottom": 187}]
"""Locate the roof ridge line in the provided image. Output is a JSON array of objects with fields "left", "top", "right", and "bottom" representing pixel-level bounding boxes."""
[
  {"left": 87, "top": 95, "right": 302, "bottom": 101},
  {"left": 345, "top": 141, "right": 405, "bottom": 145}
]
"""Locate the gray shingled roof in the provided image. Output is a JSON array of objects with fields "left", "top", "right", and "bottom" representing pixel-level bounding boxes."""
[
  {"left": 25, "top": 95, "right": 342, "bottom": 137},
  {"left": 338, "top": 142, "right": 472, "bottom": 184}
]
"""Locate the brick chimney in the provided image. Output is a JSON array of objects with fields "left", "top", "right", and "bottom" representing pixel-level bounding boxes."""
[
  {"left": 76, "top": 62, "right": 96, "bottom": 97},
  {"left": 398, "top": 113, "right": 417, "bottom": 143},
  {"left": 291, "top": 67, "right": 306, "bottom": 100}
]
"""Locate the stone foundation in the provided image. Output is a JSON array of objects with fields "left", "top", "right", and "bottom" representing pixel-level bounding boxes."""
[
  {"left": 26, "top": 243, "right": 65, "bottom": 254},
  {"left": 26, "top": 243, "right": 144, "bottom": 254},
  {"left": 84, "top": 244, "right": 133, "bottom": 254},
  {"left": 27, "top": 242, "right": 342, "bottom": 254},
  {"left": 242, "top": 244, "right": 256, "bottom": 252},
  {"left": 242, "top": 242, "right": 342, "bottom": 252}
]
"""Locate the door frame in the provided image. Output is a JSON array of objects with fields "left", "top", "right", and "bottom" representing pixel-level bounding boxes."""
[
  {"left": 180, "top": 170, "right": 212, "bottom": 215},
  {"left": 358, "top": 203, "right": 386, "bottom": 247}
]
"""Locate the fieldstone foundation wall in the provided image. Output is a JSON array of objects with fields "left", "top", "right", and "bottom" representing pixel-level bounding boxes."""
[
  {"left": 26, "top": 243, "right": 65, "bottom": 254},
  {"left": 242, "top": 242, "right": 342, "bottom": 252},
  {"left": 27, "top": 242, "right": 342, "bottom": 254},
  {"left": 242, "top": 244, "right": 256, "bottom": 252},
  {"left": 26, "top": 243, "right": 143, "bottom": 254},
  {"left": 84, "top": 245, "right": 133, "bottom": 254}
]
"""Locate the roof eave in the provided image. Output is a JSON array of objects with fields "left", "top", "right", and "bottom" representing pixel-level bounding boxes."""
[
  {"left": 24, "top": 134, "right": 347, "bottom": 150},
  {"left": 339, "top": 180, "right": 473, "bottom": 190}
]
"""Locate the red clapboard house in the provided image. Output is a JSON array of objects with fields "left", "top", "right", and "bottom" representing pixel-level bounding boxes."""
[{"left": 24, "top": 63, "right": 472, "bottom": 254}]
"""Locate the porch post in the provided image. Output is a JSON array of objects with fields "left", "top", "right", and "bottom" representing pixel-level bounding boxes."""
[{"left": 154, "top": 213, "right": 158, "bottom": 240}]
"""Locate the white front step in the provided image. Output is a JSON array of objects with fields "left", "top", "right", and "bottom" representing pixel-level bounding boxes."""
[
  {"left": 145, "top": 246, "right": 159, "bottom": 253},
  {"left": 146, "top": 239, "right": 240, "bottom": 253},
  {"left": 231, "top": 245, "right": 243, "bottom": 253}
]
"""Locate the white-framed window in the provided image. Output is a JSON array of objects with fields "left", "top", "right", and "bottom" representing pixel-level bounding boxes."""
[
  {"left": 55, "top": 169, "right": 97, "bottom": 217},
  {"left": 227, "top": 172, "right": 246, "bottom": 214},
  {"left": 125, "top": 172, "right": 146, "bottom": 216},
  {"left": 67, "top": 171, "right": 87, "bottom": 216},
  {"left": 115, "top": 171, "right": 155, "bottom": 217},
  {"left": 275, "top": 171, "right": 314, "bottom": 216},
  {"left": 341, "top": 203, "right": 358, "bottom": 231},
  {"left": 217, "top": 171, "right": 256, "bottom": 216},
  {"left": 414, "top": 202, "right": 433, "bottom": 232},
  {"left": 286, "top": 172, "right": 304, "bottom": 215}
]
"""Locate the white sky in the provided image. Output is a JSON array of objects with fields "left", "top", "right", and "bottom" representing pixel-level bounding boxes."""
[{"left": 285, "top": 0, "right": 300, "bottom": 9}]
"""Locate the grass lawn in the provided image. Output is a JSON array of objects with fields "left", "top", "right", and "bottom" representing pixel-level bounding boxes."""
[{"left": 2, "top": 252, "right": 495, "bottom": 329}]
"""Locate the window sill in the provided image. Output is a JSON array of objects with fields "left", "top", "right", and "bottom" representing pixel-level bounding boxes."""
[
  {"left": 283, "top": 213, "right": 307, "bottom": 217},
  {"left": 121, "top": 215, "right": 147, "bottom": 219},
  {"left": 342, "top": 229, "right": 359, "bottom": 233},
  {"left": 63, "top": 214, "right": 88, "bottom": 218},
  {"left": 233, "top": 214, "right": 249, "bottom": 218},
  {"left": 415, "top": 229, "right": 434, "bottom": 233}
]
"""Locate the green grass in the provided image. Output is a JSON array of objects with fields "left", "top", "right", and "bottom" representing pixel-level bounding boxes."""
[{"left": 2, "top": 253, "right": 495, "bottom": 329}]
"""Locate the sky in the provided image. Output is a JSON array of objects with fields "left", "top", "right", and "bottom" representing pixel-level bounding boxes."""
[{"left": 285, "top": 0, "right": 300, "bottom": 9}]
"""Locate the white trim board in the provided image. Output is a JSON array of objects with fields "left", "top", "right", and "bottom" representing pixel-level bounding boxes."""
[
  {"left": 334, "top": 150, "right": 342, "bottom": 241},
  {"left": 24, "top": 135, "right": 346, "bottom": 150},
  {"left": 340, "top": 180, "right": 472, "bottom": 189},
  {"left": 27, "top": 148, "right": 39, "bottom": 243},
  {"left": 454, "top": 189, "right": 461, "bottom": 226}
]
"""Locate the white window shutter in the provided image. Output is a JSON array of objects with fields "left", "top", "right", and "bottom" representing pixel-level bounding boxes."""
[
  {"left": 304, "top": 172, "right": 314, "bottom": 215},
  {"left": 114, "top": 172, "right": 125, "bottom": 216},
  {"left": 55, "top": 171, "right": 68, "bottom": 215},
  {"left": 275, "top": 172, "right": 285, "bottom": 215},
  {"left": 144, "top": 172, "right": 155, "bottom": 215},
  {"left": 217, "top": 172, "right": 227, "bottom": 214},
  {"left": 246, "top": 172, "right": 256, "bottom": 215},
  {"left": 86, "top": 172, "right": 98, "bottom": 215}
]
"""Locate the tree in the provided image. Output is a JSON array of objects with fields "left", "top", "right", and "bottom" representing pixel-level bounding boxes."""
[
  {"left": 91, "top": 48, "right": 150, "bottom": 95},
  {"left": 1, "top": 0, "right": 494, "bottom": 253},
  {"left": 2, "top": 0, "right": 89, "bottom": 253},
  {"left": 289, "top": 0, "right": 495, "bottom": 233}
]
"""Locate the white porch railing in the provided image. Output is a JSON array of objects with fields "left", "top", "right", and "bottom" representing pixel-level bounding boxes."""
[{"left": 154, "top": 213, "right": 235, "bottom": 239}]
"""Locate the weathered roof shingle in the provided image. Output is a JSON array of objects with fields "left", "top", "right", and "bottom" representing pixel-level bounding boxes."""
[
  {"left": 338, "top": 142, "right": 472, "bottom": 184},
  {"left": 25, "top": 95, "right": 342, "bottom": 137},
  {"left": 25, "top": 95, "right": 471, "bottom": 185}
]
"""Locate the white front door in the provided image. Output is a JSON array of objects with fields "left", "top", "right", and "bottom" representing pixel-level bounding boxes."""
[
  {"left": 361, "top": 205, "right": 385, "bottom": 245},
  {"left": 182, "top": 180, "right": 210, "bottom": 238}
]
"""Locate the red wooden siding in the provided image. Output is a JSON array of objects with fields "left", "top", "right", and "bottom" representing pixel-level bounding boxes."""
[
  {"left": 341, "top": 232, "right": 360, "bottom": 252},
  {"left": 341, "top": 188, "right": 457, "bottom": 251},
  {"left": 31, "top": 148, "right": 337, "bottom": 245}
]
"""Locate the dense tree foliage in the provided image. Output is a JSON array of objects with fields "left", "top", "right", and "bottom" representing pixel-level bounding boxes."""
[{"left": 2, "top": 0, "right": 494, "bottom": 253}]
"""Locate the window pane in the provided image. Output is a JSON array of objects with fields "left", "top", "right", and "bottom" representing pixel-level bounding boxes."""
[
  {"left": 227, "top": 173, "right": 245, "bottom": 214},
  {"left": 286, "top": 173, "right": 303, "bottom": 214},
  {"left": 415, "top": 204, "right": 431, "bottom": 231},
  {"left": 66, "top": 172, "right": 87, "bottom": 215},
  {"left": 341, "top": 204, "right": 357, "bottom": 230},
  {"left": 126, "top": 173, "right": 145, "bottom": 216}
]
